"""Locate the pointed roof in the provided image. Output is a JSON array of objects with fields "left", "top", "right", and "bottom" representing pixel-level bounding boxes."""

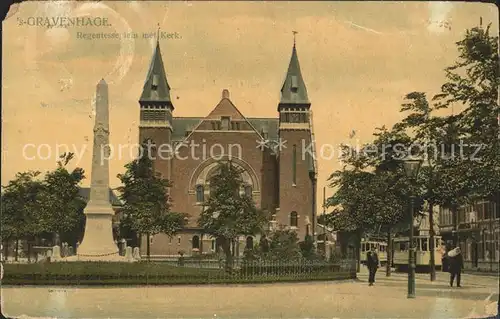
[
  {"left": 139, "top": 39, "right": 173, "bottom": 105},
  {"left": 180, "top": 89, "right": 265, "bottom": 144},
  {"left": 279, "top": 43, "right": 310, "bottom": 107}
]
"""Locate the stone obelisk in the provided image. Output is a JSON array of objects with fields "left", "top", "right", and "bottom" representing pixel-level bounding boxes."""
[{"left": 68, "top": 79, "right": 125, "bottom": 262}]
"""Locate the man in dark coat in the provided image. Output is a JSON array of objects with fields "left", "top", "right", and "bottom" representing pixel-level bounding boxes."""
[
  {"left": 448, "top": 247, "right": 464, "bottom": 287},
  {"left": 366, "top": 247, "right": 379, "bottom": 286}
]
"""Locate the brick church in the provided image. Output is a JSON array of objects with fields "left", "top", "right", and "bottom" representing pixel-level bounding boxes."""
[{"left": 137, "top": 37, "right": 317, "bottom": 257}]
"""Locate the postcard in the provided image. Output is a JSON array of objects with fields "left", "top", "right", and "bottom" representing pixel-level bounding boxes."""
[{"left": 1, "top": 1, "right": 499, "bottom": 318}]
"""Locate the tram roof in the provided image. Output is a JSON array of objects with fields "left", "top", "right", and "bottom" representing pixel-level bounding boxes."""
[{"left": 393, "top": 235, "right": 442, "bottom": 241}]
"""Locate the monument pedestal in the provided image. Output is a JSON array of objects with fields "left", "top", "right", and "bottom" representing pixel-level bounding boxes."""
[{"left": 64, "top": 202, "right": 131, "bottom": 262}]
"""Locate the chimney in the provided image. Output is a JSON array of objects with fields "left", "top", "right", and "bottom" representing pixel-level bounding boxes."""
[{"left": 222, "top": 89, "right": 230, "bottom": 99}]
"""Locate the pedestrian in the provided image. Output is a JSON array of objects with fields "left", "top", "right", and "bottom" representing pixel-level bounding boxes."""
[
  {"left": 366, "top": 246, "right": 380, "bottom": 286},
  {"left": 442, "top": 245, "right": 450, "bottom": 272},
  {"left": 448, "top": 247, "right": 463, "bottom": 287}
]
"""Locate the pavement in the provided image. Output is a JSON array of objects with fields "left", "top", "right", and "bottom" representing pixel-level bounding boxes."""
[{"left": 1, "top": 269, "right": 498, "bottom": 318}]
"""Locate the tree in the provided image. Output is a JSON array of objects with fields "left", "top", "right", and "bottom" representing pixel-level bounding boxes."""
[
  {"left": 368, "top": 126, "right": 416, "bottom": 276},
  {"left": 299, "top": 234, "right": 317, "bottom": 260},
  {"left": 267, "top": 226, "right": 302, "bottom": 261},
  {"left": 433, "top": 22, "right": 499, "bottom": 207},
  {"left": 117, "top": 141, "right": 186, "bottom": 260},
  {"left": 325, "top": 134, "right": 422, "bottom": 275},
  {"left": 1, "top": 171, "right": 45, "bottom": 261},
  {"left": 394, "top": 92, "right": 455, "bottom": 281},
  {"left": 198, "top": 161, "right": 268, "bottom": 272},
  {"left": 325, "top": 144, "right": 377, "bottom": 232},
  {"left": 38, "top": 153, "right": 86, "bottom": 246}
]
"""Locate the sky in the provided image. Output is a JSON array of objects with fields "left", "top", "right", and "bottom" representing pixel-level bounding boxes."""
[{"left": 2, "top": 1, "right": 498, "bottom": 213}]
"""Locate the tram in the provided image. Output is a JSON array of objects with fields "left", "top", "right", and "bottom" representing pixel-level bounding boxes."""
[
  {"left": 392, "top": 235, "right": 443, "bottom": 272},
  {"left": 360, "top": 238, "right": 388, "bottom": 266}
]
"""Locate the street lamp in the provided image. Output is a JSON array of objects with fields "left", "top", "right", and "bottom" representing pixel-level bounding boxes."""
[{"left": 403, "top": 158, "right": 422, "bottom": 299}]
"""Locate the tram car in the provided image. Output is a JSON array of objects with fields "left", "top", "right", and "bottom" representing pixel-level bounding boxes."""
[
  {"left": 392, "top": 235, "right": 443, "bottom": 272},
  {"left": 360, "top": 238, "right": 388, "bottom": 266}
]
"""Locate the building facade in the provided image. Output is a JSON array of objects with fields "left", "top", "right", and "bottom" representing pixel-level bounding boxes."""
[
  {"left": 137, "top": 38, "right": 317, "bottom": 257},
  {"left": 439, "top": 200, "right": 499, "bottom": 271}
]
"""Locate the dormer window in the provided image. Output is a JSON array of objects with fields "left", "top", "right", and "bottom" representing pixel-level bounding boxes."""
[
  {"left": 151, "top": 74, "right": 159, "bottom": 91},
  {"left": 221, "top": 117, "right": 230, "bottom": 130},
  {"left": 291, "top": 76, "right": 298, "bottom": 92}
]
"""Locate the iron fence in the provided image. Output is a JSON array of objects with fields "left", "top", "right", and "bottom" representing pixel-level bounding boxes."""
[{"left": 2, "top": 258, "right": 358, "bottom": 285}]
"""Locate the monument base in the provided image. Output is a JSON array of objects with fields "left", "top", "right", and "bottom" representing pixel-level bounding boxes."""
[
  {"left": 63, "top": 254, "right": 133, "bottom": 262},
  {"left": 64, "top": 204, "right": 134, "bottom": 262}
]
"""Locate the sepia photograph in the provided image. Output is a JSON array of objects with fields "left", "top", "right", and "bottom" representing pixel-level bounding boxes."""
[{"left": 1, "top": 1, "right": 498, "bottom": 318}]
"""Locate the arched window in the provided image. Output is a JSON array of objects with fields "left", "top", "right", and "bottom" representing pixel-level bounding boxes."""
[
  {"left": 245, "top": 236, "right": 254, "bottom": 250},
  {"left": 290, "top": 211, "right": 298, "bottom": 227},
  {"left": 196, "top": 185, "right": 204, "bottom": 202},
  {"left": 244, "top": 185, "right": 252, "bottom": 197},
  {"left": 192, "top": 235, "right": 200, "bottom": 249}
]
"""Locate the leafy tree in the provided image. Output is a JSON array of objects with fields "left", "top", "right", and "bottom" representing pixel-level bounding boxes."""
[
  {"left": 433, "top": 22, "right": 500, "bottom": 208},
  {"left": 259, "top": 234, "right": 270, "bottom": 253},
  {"left": 198, "top": 161, "right": 268, "bottom": 272},
  {"left": 392, "top": 23, "right": 499, "bottom": 278},
  {"left": 38, "top": 153, "right": 86, "bottom": 246},
  {"left": 299, "top": 234, "right": 317, "bottom": 260},
  {"left": 117, "top": 140, "right": 186, "bottom": 260},
  {"left": 325, "top": 133, "right": 423, "bottom": 276},
  {"left": 261, "top": 226, "right": 302, "bottom": 262},
  {"left": 326, "top": 145, "right": 377, "bottom": 231},
  {"left": 369, "top": 125, "right": 416, "bottom": 253},
  {"left": 394, "top": 92, "right": 459, "bottom": 281},
  {"left": 1, "top": 171, "right": 45, "bottom": 261}
]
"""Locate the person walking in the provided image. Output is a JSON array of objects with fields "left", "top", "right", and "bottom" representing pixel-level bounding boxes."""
[
  {"left": 448, "top": 247, "right": 464, "bottom": 287},
  {"left": 366, "top": 247, "right": 380, "bottom": 286}
]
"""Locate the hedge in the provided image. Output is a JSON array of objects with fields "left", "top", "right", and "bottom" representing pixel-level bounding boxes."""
[{"left": 2, "top": 261, "right": 356, "bottom": 285}]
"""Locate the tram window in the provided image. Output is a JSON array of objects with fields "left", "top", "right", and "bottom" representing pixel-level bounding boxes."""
[
  {"left": 380, "top": 245, "right": 385, "bottom": 252},
  {"left": 421, "top": 238, "right": 428, "bottom": 251},
  {"left": 400, "top": 243, "right": 406, "bottom": 251}
]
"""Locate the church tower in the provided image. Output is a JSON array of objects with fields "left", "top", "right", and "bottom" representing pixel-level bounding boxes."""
[
  {"left": 138, "top": 35, "right": 174, "bottom": 180},
  {"left": 277, "top": 37, "right": 315, "bottom": 240}
]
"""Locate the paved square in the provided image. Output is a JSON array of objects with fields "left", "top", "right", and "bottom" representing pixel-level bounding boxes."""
[{"left": 3, "top": 270, "right": 498, "bottom": 318}]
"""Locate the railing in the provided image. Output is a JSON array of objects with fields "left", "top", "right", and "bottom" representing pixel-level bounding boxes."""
[{"left": 2, "top": 258, "right": 358, "bottom": 286}]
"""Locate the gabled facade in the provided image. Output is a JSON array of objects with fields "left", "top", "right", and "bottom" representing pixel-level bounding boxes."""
[{"left": 137, "top": 38, "right": 317, "bottom": 257}]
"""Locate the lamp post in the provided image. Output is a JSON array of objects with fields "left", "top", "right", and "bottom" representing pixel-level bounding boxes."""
[{"left": 403, "top": 158, "right": 422, "bottom": 299}]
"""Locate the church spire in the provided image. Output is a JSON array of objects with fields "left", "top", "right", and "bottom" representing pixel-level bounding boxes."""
[
  {"left": 278, "top": 32, "right": 310, "bottom": 109},
  {"left": 139, "top": 25, "right": 173, "bottom": 108}
]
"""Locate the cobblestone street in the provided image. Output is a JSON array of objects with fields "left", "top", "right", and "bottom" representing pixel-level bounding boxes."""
[{"left": 3, "top": 269, "right": 498, "bottom": 318}]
